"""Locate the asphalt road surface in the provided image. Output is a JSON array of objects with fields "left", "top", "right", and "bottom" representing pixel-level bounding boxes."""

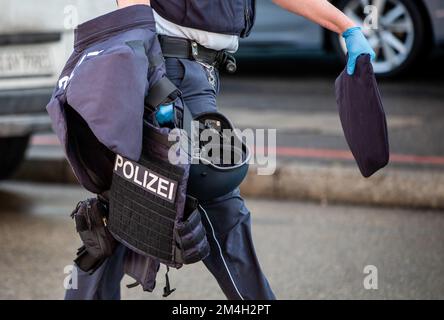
[{"left": 0, "top": 181, "right": 443, "bottom": 300}]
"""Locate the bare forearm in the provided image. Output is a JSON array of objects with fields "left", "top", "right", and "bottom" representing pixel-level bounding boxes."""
[
  {"left": 273, "top": 0, "right": 355, "bottom": 34},
  {"left": 117, "top": 0, "right": 150, "bottom": 9}
]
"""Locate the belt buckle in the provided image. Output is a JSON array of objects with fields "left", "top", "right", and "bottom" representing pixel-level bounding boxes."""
[{"left": 191, "top": 41, "right": 199, "bottom": 60}]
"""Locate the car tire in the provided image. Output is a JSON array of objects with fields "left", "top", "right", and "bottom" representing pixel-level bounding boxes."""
[
  {"left": 0, "top": 135, "right": 30, "bottom": 180},
  {"left": 331, "top": 0, "right": 426, "bottom": 77}
]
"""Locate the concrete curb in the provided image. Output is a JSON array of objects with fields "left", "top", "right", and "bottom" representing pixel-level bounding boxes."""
[
  {"left": 241, "top": 164, "right": 444, "bottom": 209},
  {"left": 14, "top": 157, "right": 78, "bottom": 185},
  {"left": 13, "top": 157, "right": 444, "bottom": 210}
]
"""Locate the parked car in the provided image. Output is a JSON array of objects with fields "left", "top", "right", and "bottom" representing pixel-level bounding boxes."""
[
  {"left": 239, "top": 0, "right": 444, "bottom": 77},
  {"left": 1, "top": 0, "right": 443, "bottom": 179},
  {"left": 0, "top": 0, "right": 114, "bottom": 179}
]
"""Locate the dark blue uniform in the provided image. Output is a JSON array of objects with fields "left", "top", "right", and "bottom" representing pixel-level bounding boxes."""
[{"left": 63, "top": 1, "right": 275, "bottom": 300}]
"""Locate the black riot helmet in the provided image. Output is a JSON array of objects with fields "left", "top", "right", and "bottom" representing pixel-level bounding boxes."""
[{"left": 181, "top": 109, "right": 251, "bottom": 201}]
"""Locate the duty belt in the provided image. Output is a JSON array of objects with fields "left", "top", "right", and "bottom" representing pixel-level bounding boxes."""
[{"left": 158, "top": 35, "right": 237, "bottom": 73}]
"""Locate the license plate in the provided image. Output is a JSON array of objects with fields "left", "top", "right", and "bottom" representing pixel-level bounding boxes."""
[{"left": 0, "top": 46, "right": 54, "bottom": 78}]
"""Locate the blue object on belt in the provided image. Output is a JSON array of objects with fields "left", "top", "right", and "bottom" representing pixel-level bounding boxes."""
[{"left": 155, "top": 103, "right": 174, "bottom": 126}]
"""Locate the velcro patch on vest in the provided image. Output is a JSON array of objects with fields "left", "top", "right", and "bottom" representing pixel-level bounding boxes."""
[{"left": 113, "top": 154, "right": 178, "bottom": 203}]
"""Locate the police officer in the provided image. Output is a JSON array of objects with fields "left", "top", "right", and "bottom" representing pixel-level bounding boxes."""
[{"left": 66, "top": 0, "right": 375, "bottom": 300}]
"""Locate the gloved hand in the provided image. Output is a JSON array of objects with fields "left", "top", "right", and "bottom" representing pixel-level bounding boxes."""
[{"left": 343, "top": 26, "right": 376, "bottom": 75}]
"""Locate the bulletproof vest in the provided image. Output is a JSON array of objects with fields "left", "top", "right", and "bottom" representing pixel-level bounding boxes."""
[
  {"left": 151, "top": 0, "right": 256, "bottom": 38},
  {"left": 49, "top": 5, "right": 211, "bottom": 294}
]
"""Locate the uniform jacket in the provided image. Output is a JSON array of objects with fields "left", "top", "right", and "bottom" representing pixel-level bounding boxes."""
[
  {"left": 46, "top": 5, "right": 166, "bottom": 194},
  {"left": 151, "top": 0, "right": 256, "bottom": 37}
]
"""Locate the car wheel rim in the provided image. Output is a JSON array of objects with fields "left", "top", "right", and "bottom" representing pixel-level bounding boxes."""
[{"left": 339, "top": 0, "right": 415, "bottom": 74}]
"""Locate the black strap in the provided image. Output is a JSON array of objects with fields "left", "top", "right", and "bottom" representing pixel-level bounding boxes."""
[
  {"left": 126, "top": 281, "right": 140, "bottom": 289},
  {"left": 162, "top": 266, "right": 176, "bottom": 297},
  {"left": 145, "top": 76, "right": 180, "bottom": 109},
  {"left": 158, "top": 35, "right": 237, "bottom": 73},
  {"left": 74, "top": 247, "right": 107, "bottom": 274},
  {"left": 158, "top": 35, "right": 219, "bottom": 65}
]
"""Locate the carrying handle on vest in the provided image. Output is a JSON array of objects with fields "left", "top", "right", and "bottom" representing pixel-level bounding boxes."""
[
  {"left": 125, "top": 39, "right": 181, "bottom": 112},
  {"left": 143, "top": 51, "right": 194, "bottom": 132},
  {"left": 162, "top": 266, "right": 176, "bottom": 297},
  {"left": 145, "top": 76, "right": 181, "bottom": 110}
]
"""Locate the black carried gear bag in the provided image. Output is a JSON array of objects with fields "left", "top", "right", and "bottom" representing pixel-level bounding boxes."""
[{"left": 71, "top": 197, "right": 117, "bottom": 273}]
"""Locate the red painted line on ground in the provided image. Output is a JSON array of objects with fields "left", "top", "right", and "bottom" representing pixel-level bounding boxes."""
[
  {"left": 271, "top": 146, "right": 354, "bottom": 161},
  {"left": 389, "top": 154, "right": 444, "bottom": 166},
  {"left": 31, "top": 135, "right": 60, "bottom": 146},
  {"left": 32, "top": 135, "right": 444, "bottom": 166},
  {"left": 256, "top": 146, "right": 444, "bottom": 166}
]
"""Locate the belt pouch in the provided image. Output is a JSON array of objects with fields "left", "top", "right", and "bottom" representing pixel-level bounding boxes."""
[{"left": 71, "top": 198, "right": 117, "bottom": 271}]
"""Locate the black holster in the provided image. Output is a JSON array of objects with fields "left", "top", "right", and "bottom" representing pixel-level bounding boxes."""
[{"left": 71, "top": 197, "right": 117, "bottom": 273}]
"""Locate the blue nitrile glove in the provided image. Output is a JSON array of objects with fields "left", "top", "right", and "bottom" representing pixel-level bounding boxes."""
[
  {"left": 343, "top": 26, "right": 376, "bottom": 75},
  {"left": 155, "top": 103, "right": 174, "bottom": 126}
]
